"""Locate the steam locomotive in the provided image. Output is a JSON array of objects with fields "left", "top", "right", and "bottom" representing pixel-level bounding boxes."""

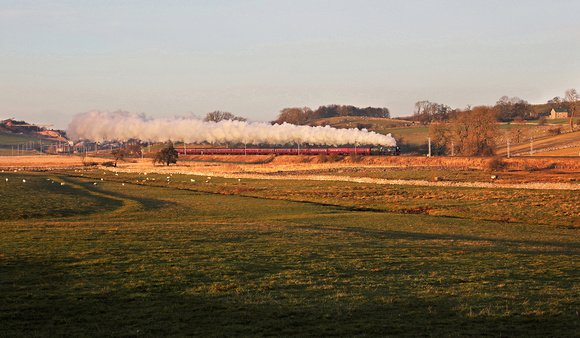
[{"left": 175, "top": 146, "right": 400, "bottom": 156}]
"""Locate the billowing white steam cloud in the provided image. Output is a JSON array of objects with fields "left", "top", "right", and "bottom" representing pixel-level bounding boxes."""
[{"left": 68, "top": 110, "right": 396, "bottom": 146}]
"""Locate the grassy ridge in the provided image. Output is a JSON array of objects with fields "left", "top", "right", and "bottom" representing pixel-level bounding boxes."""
[
  {"left": 0, "top": 131, "right": 44, "bottom": 147},
  {"left": 1, "top": 170, "right": 579, "bottom": 336}
]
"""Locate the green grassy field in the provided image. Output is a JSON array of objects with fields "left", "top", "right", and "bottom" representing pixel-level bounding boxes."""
[
  {"left": 1, "top": 170, "right": 579, "bottom": 336},
  {"left": 0, "top": 131, "right": 44, "bottom": 146}
]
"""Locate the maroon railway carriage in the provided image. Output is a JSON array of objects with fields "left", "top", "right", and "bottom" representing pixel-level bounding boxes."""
[{"left": 175, "top": 146, "right": 399, "bottom": 155}]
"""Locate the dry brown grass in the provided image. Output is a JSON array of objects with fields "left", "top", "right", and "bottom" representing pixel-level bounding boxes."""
[
  {"left": 0, "top": 155, "right": 108, "bottom": 169},
  {"left": 3, "top": 154, "right": 580, "bottom": 186}
]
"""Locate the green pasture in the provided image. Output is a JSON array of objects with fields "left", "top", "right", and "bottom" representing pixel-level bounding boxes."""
[
  {"left": 375, "top": 127, "right": 429, "bottom": 135},
  {"left": 0, "top": 131, "right": 42, "bottom": 146},
  {"left": 1, "top": 170, "right": 579, "bottom": 336}
]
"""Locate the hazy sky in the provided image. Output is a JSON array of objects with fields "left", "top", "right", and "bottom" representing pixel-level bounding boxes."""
[{"left": 1, "top": 0, "right": 579, "bottom": 129}]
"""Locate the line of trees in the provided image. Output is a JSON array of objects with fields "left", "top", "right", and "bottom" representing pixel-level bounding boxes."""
[
  {"left": 420, "top": 88, "right": 580, "bottom": 156},
  {"left": 272, "top": 105, "right": 390, "bottom": 125},
  {"left": 204, "top": 111, "right": 247, "bottom": 123},
  {"left": 413, "top": 89, "right": 579, "bottom": 126},
  {"left": 110, "top": 142, "right": 144, "bottom": 166},
  {"left": 428, "top": 106, "right": 498, "bottom": 156}
]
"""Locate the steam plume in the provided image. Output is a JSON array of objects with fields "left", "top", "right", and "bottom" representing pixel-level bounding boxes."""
[{"left": 68, "top": 110, "right": 396, "bottom": 146}]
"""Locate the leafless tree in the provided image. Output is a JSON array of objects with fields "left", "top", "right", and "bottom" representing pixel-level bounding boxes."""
[
  {"left": 493, "top": 96, "right": 531, "bottom": 122},
  {"left": 273, "top": 107, "right": 313, "bottom": 125},
  {"left": 204, "top": 111, "right": 247, "bottom": 123},
  {"left": 428, "top": 123, "right": 452, "bottom": 155},
  {"left": 451, "top": 106, "right": 498, "bottom": 156},
  {"left": 564, "top": 89, "right": 579, "bottom": 132}
]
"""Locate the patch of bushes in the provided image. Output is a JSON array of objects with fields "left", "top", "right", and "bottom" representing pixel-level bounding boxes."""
[
  {"left": 101, "top": 161, "right": 116, "bottom": 167},
  {"left": 538, "top": 117, "right": 547, "bottom": 126},
  {"left": 318, "top": 153, "right": 343, "bottom": 163},
  {"left": 82, "top": 159, "right": 98, "bottom": 167},
  {"left": 548, "top": 126, "right": 561, "bottom": 136},
  {"left": 347, "top": 153, "right": 363, "bottom": 163},
  {"left": 356, "top": 123, "right": 373, "bottom": 130},
  {"left": 485, "top": 157, "right": 508, "bottom": 171}
]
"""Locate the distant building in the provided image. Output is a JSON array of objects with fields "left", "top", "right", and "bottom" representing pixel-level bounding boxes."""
[{"left": 550, "top": 108, "right": 568, "bottom": 119}]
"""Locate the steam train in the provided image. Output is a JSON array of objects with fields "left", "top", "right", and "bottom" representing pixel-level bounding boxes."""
[{"left": 175, "top": 146, "right": 400, "bottom": 156}]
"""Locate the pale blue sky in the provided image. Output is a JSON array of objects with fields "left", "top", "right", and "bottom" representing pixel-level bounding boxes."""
[{"left": 1, "top": 0, "right": 579, "bottom": 129}]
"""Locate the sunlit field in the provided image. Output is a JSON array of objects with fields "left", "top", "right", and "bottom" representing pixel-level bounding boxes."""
[{"left": 1, "top": 169, "right": 579, "bottom": 336}]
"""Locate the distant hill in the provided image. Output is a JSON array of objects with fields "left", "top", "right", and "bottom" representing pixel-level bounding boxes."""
[
  {"left": 0, "top": 119, "right": 67, "bottom": 142},
  {"left": 307, "top": 116, "right": 410, "bottom": 130},
  {"left": 496, "top": 122, "right": 580, "bottom": 157},
  {"left": 0, "top": 119, "right": 69, "bottom": 155},
  {"left": 313, "top": 116, "right": 579, "bottom": 157}
]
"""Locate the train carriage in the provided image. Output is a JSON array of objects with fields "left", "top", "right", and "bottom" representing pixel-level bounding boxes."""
[{"left": 176, "top": 146, "right": 399, "bottom": 156}]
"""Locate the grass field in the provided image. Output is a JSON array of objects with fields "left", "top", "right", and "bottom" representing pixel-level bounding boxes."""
[
  {"left": 0, "top": 131, "right": 39, "bottom": 145},
  {"left": 1, "top": 169, "right": 579, "bottom": 336}
]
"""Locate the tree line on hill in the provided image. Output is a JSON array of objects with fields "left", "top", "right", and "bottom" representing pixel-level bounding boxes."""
[
  {"left": 411, "top": 89, "right": 579, "bottom": 125},
  {"left": 1, "top": 119, "right": 37, "bottom": 134},
  {"left": 423, "top": 89, "right": 579, "bottom": 156},
  {"left": 272, "top": 105, "right": 390, "bottom": 125}
]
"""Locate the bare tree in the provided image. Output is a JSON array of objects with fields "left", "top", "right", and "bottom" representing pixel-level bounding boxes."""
[
  {"left": 547, "top": 96, "right": 564, "bottom": 109},
  {"left": 111, "top": 148, "right": 126, "bottom": 167},
  {"left": 204, "top": 111, "right": 247, "bottom": 123},
  {"left": 414, "top": 101, "right": 451, "bottom": 124},
  {"left": 273, "top": 107, "right": 313, "bottom": 125},
  {"left": 494, "top": 96, "right": 531, "bottom": 122},
  {"left": 564, "top": 89, "right": 579, "bottom": 132},
  {"left": 509, "top": 116, "right": 527, "bottom": 143},
  {"left": 126, "top": 141, "right": 143, "bottom": 157},
  {"left": 451, "top": 106, "right": 498, "bottom": 156},
  {"left": 428, "top": 122, "right": 451, "bottom": 155}
]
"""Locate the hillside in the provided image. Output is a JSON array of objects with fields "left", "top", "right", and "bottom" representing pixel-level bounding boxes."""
[
  {"left": 307, "top": 116, "right": 410, "bottom": 129},
  {"left": 497, "top": 128, "right": 580, "bottom": 157},
  {"left": 0, "top": 119, "right": 69, "bottom": 155},
  {"left": 2, "top": 115, "right": 578, "bottom": 157},
  {"left": 306, "top": 116, "right": 580, "bottom": 157}
]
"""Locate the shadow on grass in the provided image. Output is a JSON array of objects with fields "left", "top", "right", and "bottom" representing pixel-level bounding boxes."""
[
  {"left": 2, "top": 257, "right": 577, "bottom": 337},
  {"left": 60, "top": 176, "right": 177, "bottom": 214},
  {"left": 286, "top": 218, "right": 580, "bottom": 256}
]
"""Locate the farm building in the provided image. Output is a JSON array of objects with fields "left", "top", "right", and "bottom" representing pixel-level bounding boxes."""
[{"left": 550, "top": 108, "right": 568, "bottom": 119}]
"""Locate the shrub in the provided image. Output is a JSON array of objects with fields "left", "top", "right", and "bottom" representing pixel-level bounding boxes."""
[
  {"left": 485, "top": 157, "right": 508, "bottom": 172},
  {"left": 101, "top": 161, "right": 116, "bottom": 167},
  {"left": 548, "top": 127, "right": 561, "bottom": 136},
  {"left": 538, "top": 117, "right": 547, "bottom": 126},
  {"left": 356, "top": 123, "right": 372, "bottom": 130},
  {"left": 522, "top": 163, "right": 538, "bottom": 172},
  {"left": 328, "top": 153, "right": 342, "bottom": 163},
  {"left": 82, "top": 159, "right": 98, "bottom": 167},
  {"left": 348, "top": 153, "right": 363, "bottom": 163},
  {"left": 318, "top": 153, "right": 342, "bottom": 163}
]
